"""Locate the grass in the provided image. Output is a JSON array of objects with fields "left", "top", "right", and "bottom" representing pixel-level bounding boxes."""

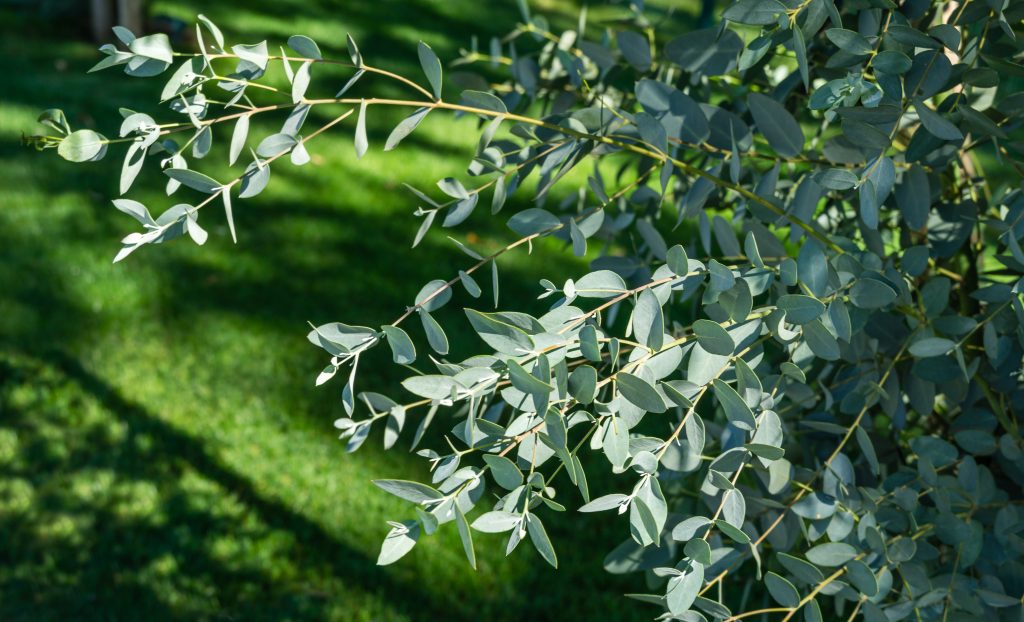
[{"left": 0, "top": 1, "right": 701, "bottom": 620}]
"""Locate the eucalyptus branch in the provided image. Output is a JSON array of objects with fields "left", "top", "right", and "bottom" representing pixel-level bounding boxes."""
[{"left": 26, "top": 4, "right": 1024, "bottom": 619}]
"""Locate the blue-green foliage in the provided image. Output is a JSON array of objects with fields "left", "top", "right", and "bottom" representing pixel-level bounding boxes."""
[{"left": 26, "top": 0, "right": 1024, "bottom": 619}]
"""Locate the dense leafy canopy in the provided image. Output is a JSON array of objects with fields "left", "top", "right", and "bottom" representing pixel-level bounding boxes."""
[{"left": 25, "top": 0, "right": 1024, "bottom": 620}]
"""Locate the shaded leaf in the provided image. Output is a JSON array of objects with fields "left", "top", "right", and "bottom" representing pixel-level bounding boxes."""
[
  {"left": 385, "top": 107, "right": 431, "bottom": 151},
  {"left": 748, "top": 93, "right": 804, "bottom": 158},
  {"left": 712, "top": 379, "right": 756, "bottom": 431}
]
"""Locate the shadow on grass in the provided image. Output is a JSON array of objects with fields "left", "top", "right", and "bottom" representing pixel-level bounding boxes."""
[{"left": 0, "top": 350, "right": 464, "bottom": 622}]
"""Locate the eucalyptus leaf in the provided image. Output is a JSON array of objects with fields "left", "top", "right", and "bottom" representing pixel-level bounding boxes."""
[
  {"left": 633, "top": 289, "right": 665, "bottom": 350},
  {"left": 805, "top": 542, "right": 857, "bottom": 567},
  {"left": 165, "top": 168, "right": 221, "bottom": 194},
  {"left": 722, "top": 0, "right": 787, "bottom": 25},
  {"left": 385, "top": 107, "right": 431, "bottom": 151},
  {"left": 461, "top": 90, "right": 507, "bottom": 114},
  {"left": 526, "top": 514, "right": 558, "bottom": 568},
  {"left": 229, "top": 114, "right": 251, "bottom": 165},
  {"left": 58, "top": 129, "right": 107, "bottom": 162},
  {"left": 666, "top": 562, "right": 704, "bottom": 614},
  {"left": 693, "top": 320, "right": 734, "bottom": 356},
  {"left": 483, "top": 454, "right": 524, "bottom": 490},
  {"left": 373, "top": 479, "right": 442, "bottom": 504},
  {"left": 377, "top": 521, "right": 420, "bottom": 565},
  {"left": 617, "top": 373, "right": 667, "bottom": 414},
  {"left": 417, "top": 42, "right": 443, "bottom": 99},
  {"left": 765, "top": 572, "right": 800, "bottom": 608},
  {"left": 287, "top": 34, "right": 322, "bottom": 60},
  {"left": 748, "top": 93, "right": 804, "bottom": 158},
  {"left": 382, "top": 325, "right": 416, "bottom": 364},
  {"left": 712, "top": 379, "right": 757, "bottom": 431},
  {"left": 355, "top": 99, "right": 369, "bottom": 158}
]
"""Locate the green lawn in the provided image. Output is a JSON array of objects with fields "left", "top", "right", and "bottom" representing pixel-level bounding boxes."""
[{"left": 0, "top": 1, "right": 695, "bottom": 620}]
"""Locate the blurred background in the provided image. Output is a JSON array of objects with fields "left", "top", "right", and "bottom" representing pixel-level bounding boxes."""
[{"left": 0, "top": 0, "right": 713, "bottom": 620}]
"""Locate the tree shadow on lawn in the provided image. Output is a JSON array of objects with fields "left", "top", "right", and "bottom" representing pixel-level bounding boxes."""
[{"left": 0, "top": 350, "right": 461, "bottom": 622}]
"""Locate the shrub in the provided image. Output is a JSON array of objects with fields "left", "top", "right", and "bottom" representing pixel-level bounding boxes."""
[{"left": 25, "top": 1, "right": 1024, "bottom": 619}]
